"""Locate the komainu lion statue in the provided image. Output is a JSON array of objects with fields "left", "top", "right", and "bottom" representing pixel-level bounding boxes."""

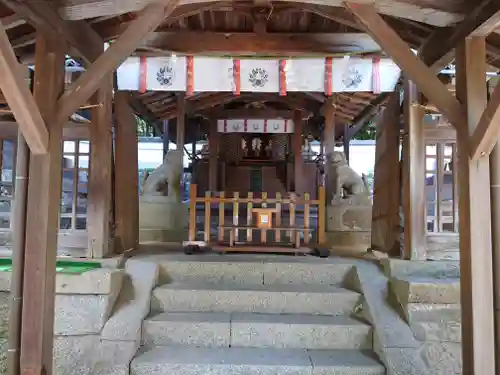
[
  {"left": 325, "top": 151, "right": 369, "bottom": 203},
  {"left": 141, "top": 149, "right": 183, "bottom": 199}
]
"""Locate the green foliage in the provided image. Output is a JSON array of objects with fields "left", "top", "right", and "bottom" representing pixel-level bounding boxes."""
[
  {"left": 135, "top": 115, "right": 156, "bottom": 137},
  {"left": 353, "top": 121, "right": 376, "bottom": 140}
]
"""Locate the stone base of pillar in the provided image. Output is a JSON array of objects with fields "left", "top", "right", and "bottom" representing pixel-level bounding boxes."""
[
  {"left": 324, "top": 204, "right": 372, "bottom": 253},
  {"left": 139, "top": 196, "right": 188, "bottom": 244},
  {"left": 324, "top": 230, "right": 371, "bottom": 253},
  {"left": 326, "top": 204, "right": 372, "bottom": 232}
]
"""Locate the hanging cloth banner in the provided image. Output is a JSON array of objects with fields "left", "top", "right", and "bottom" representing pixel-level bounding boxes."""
[
  {"left": 117, "top": 56, "right": 401, "bottom": 93},
  {"left": 217, "top": 119, "right": 294, "bottom": 133}
]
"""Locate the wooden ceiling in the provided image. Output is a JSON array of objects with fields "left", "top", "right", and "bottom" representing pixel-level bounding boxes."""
[{"left": 1, "top": 0, "right": 499, "bottom": 141}]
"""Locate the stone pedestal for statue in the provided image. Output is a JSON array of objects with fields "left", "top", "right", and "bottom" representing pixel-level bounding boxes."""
[
  {"left": 138, "top": 149, "right": 188, "bottom": 244},
  {"left": 139, "top": 196, "right": 188, "bottom": 243},
  {"left": 324, "top": 151, "right": 372, "bottom": 253}
]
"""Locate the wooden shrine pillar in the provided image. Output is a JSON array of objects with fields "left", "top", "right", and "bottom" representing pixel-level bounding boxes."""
[
  {"left": 323, "top": 98, "right": 335, "bottom": 156},
  {"left": 175, "top": 93, "right": 185, "bottom": 201},
  {"left": 20, "top": 32, "right": 65, "bottom": 375},
  {"left": 402, "top": 80, "right": 426, "bottom": 260},
  {"left": 114, "top": 92, "right": 139, "bottom": 253},
  {"left": 343, "top": 124, "right": 350, "bottom": 164},
  {"left": 177, "top": 93, "right": 185, "bottom": 149},
  {"left": 293, "top": 110, "right": 303, "bottom": 194},
  {"left": 455, "top": 37, "right": 495, "bottom": 375},
  {"left": 87, "top": 75, "right": 113, "bottom": 258},
  {"left": 208, "top": 119, "right": 218, "bottom": 191},
  {"left": 370, "top": 92, "right": 401, "bottom": 255},
  {"left": 163, "top": 119, "right": 169, "bottom": 156}
]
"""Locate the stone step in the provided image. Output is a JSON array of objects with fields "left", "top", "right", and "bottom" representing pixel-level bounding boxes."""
[
  {"left": 142, "top": 311, "right": 372, "bottom": 349},
  {"left": 404, "top": 302, "right": 461, "bottom": 323},
  {"left": 381, "top": 259, "right": 459, "bottom": 279},
  {"left": 152, "top": 253, "right": 356, "bottom": 286},
  {"left": 151, "top": 282, "right": 361, "bottom": 315},
  {"left": 131, "top": 346, "right": 385, "bottom": 375},
  {"left": 391, "top": 276, "right": 460, "bottom": 305}
]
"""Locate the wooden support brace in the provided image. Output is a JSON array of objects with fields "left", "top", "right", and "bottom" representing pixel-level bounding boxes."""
[
  {"left": 469, "top": 80, "right": 500, "bottom": 160},
  {"left": 0, "top": 22, "right": 48, "bottom": 154},
  {"left": 56, "top": 0, "right": 180, "bottom": 125},
  {"left": 345, "top": 2, "right": 467, "bottom": 134}
]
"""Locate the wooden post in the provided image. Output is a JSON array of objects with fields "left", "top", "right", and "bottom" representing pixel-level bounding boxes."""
[
  {"left": 87, "top": 74, "right": 113, "bottom": 258},
  {"left": 20, "top": 32, "right": 65, "bottom": 375},
  {"left": 162, "top": 119, "right": 169, "bottom": 156},
  {"left": 293, "top": 111, "right": 303, "bottom": 194},
  {"left": 343, "top": 124, "right": 350, "bottom": 164},
  {"left": 371, "top": 92, "right": 401, "bottom": 255},
  {"left": 176, "top": 93, "right": 185, "bottom": 149},
  {"left": 176, "top": 93, "right": 185, "bottom": 202},
  {"left": 402, "top": 79, "right": 426, "bottom": 260},
  {"left": 208, "top": 119, "right": 218, "bottom": 191},
  {"left": 114, "top": 92, "right": 139, "bottom": 253},
  {"left": 455, "top": 36, "right": 495, "bottom": 375},
  {"left": 490, "top": 138, "right": 500, "bottom": 367},
  {"left": 323, "top": 98, "right": 335, "bottom": 156}
]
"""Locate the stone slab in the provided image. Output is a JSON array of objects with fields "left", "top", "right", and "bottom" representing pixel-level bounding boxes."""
[
  {"left": 0, "top": 268, "right": 124, "bottom": 294},
  {"left": 131, "top": 346, "right": 385, "bottom": 375},
  {"left": 139, "top": 199, "right": 188, "bottom": 230},
  {"left": 143, "top": 311, "right": 230, "bottom": 347},
  {"left": 231, "top": 313, "right": 372, "bottom": 349},
  {"left": 139, "top": 228, "right": 187, "bottom": 243},
  {"left": 348, "top": 263, "right": 421, "bottom": 349},
  {"left": 390, "top": 276, "right": 460, "bottom": 305},
  {"left": 54, "top": 292, "right": 120, "bottom": 335},
  {"left": 380, "top": 259, "right": 460, "bottom": 279},
  {"left": 53, "top": 336, "right": 139, "bottom": 375},
  {"left": 151, "top": 282, "right": 360, "bottom": 315},
  {"left": 101, "top": 259, "right": 159, "bottom": 341},
  {"left": 324, "top": 231, "right": 370, "bottom": 251},
  {"left": 410, "top": 321, "right": 462, "bottom": 342},
  {"left": 308, "top": 349, "right": 384, "bottom": 375},
  {"left": 153, "top": 255, "right": 356, "bottom": 286},
  {"left": 403, "top": 303, "right": 461, "bottom": 323},
  {"left": 131, "top": 346, "right": 312, "bottom": 375}
]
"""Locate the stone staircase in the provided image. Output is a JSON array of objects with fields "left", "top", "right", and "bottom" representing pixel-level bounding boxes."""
[
  {"left": 130, "top": 254, "right": 386, "bottom": 375},
  {"left": 385, "top": 259, "right": 462, "bottom": 374}
]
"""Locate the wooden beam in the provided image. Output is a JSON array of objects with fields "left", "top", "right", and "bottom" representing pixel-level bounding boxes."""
[
  {"left": 0, "top": 121, "right": 89, "bottom": 140},
  {"left": 19, "top": 31, "right": 65, "bottom": 375},
  {"left": 59, "top": 0, "right": 463, "bottom": 26},
  {"left": 470, "top": 80, "right": 500, "bottom": 160},
  {"left": 345, "top": 3, "right": 467, "bottom": 134},
  {"left": 0, "top": 23, "right": 48, "bottom": 154},
  {"left": 370, "top": 92, "right": 401, "bottom": 255},
  {"left": 455, "top": 36, "right": 496, "bottom": 375},
  {"left": 114, "top": 92, "right": 139, "bottom": 253},
  {"left": 1, "top": 14, "right": 26, "bottom": 30},
  {"left": 1, "top": 0, "right": 103, "bottom": 64},
  {"left": 139, "top": 31, "right": 380, "bottom": 56},
  {"left": 159, "top": 93, "right": 235, "bottom": 119},
  {"left": 56, "top": 0, "right": 179, "bottom": 125},
  {"left": 87, "top": 75, "right": 113, "bottom": 258},
  {"left": 208, "top": 108, "right": 295, "bottom": 119},
  {"left": 419, "top": 0, "right": 500, "bottom": 70},
  {"left": 346, "top": 92, "right": 390, "bottom": 139},
  {"left": 402, "top": 80, "right": 426, "bottom": 260}
]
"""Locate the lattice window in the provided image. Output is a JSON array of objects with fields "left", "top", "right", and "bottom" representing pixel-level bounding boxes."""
[
  {"left": 426, "top": 142, "right": 458, "bottom": 233},
  {"left": 0, "top": 141, "right": 16, "bottom": 229},
  {"left": 60, "top": 141, "right": 89, "bottom": 231}
]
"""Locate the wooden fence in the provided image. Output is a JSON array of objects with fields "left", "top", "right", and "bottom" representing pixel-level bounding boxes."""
[{"left": 187, "top": 184, "right": 325, "bottom": 247}]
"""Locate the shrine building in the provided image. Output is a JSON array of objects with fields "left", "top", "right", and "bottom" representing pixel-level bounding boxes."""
[{"left": 0, "top": 1, "right": 497, "bottom": 375}]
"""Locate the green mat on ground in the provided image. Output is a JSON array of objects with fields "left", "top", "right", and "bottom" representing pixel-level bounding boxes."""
[{"left": 0, "top": 258, "right": 101, "bottom": 274}]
